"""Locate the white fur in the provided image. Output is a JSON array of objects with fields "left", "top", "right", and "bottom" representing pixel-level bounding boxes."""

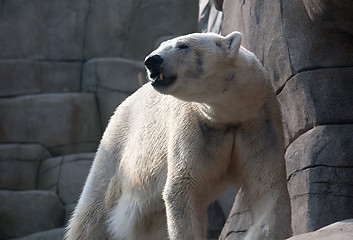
[
  {"left": 107, "top": 194, "right": 137, "bottom": 239},
  {"left": 66, "top": 31, "right": 292, "bottom": 240}
]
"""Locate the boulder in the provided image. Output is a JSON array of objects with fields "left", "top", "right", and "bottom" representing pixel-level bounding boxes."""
[
  {"left": 221, "top": 0, "right": 292, "bottom": 91},
  {"left": 302, "top": 0, "right": 353, "bottom": 35},
  {"left": 219, "top": 190, "right": 251, "bottom": 240},
  {"left": 0, "top": 93, "right": 101, "bottom": 155},
  {"left": 0, "top": 0, "right": 88, "bottom": 60},
  {"left": 38, "top": 153, "right": 95, "bottom": 205},
  {"left": 82, "top": 57, "right": 145, "bottom": 128},
  {"left": 221, "top": 0, "right": 353, "bottom": 92},
  {"left": 11, "top": 228, "right": 65, "bottom": 240},
  {"left": 64, "top": 203, "right": 77, "bottom": 223},
  {"left": 85, "top": 0, "right": 198, "bottom": 60},
  {"left": 0, "top": 144, "right": 51, "bottom": 190},
  {"left": 286, "top": 219, "right": 353, "bottom": 240},
  {"left": 95, "top": 89, "right": 133, "bottom": 129},
  {"left": 278, "top": 67, "right": 353, "bottom": 146},
  {"left": 286, "top": 125, "right": 353, "bottom": 234},
  {"left": 207, "top": 201, "right": 226, "bottom": 239},
  {"left": 0, "top": 60, "right": 81, "bottom": 97},
  {"left": 0, "top": 190, "right": 64, "bottom": 239},
  {"left": 220, "top": 0, "right": 353, "bottom": 237}
]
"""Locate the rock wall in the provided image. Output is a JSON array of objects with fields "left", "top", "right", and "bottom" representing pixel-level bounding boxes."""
[
  {"left": 219, "top": 0, "right": 353, "bottom": 239},
  {"left": 0, "top": 1, "right": 198, "bottom": 239}
]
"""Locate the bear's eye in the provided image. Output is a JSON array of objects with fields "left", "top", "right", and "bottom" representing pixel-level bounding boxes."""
[{"left": 178, "top": 43, "right": 189, "bottom": 50}]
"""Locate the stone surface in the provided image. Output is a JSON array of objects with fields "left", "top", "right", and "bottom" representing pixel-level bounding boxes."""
[
  {"left": 95, "top": 88, "right": 132, "bottom": 129},
  {"left": 0, "top": 93, "right": 101, "bottom": 155},
  {"left": 207, "top": 201, "right": 226, "bottom": 239},
  {"left": 64, "top": 203, "right": 77, "bottom": 223},
  {"left": 220, "top": 0, "right": 353, "bottom": 237},
  {"left": 221, "top": 0, "right": 292, "bottom": 91},
  {"left": 0, "top": 1, "right": 199, "bottom": 239},
  {"left": 11, "top": 228, "right": 65, "bottom": 240},
  {"left": 221, "top": 0, "right": 353, "bottom": 92},
  {"left": 0, "top": 190, "right": 64, "bottom": 239},
  {"left": 302, "top": 0, "right": 353, "bottom": 35},
  {"left": 219, "top": 190, "right": 251, "bottom": 240},
  {"left": 85, "top": 0, "right": 198, "bottom": 60},
  {"left": 278, "top": 67, "right": 353, "bottom": 146},
  {"left": 82, "top": 58, "right": 144, "bottom": 93},
  {"left": 38, "top": 153, "right": 94, "bottom": 205},
  {"left": 0, "top": 144, "right": 51, "bottom": 190},
  {"left": 0, "top": 60, "right": 81, "bottom": 97},
  {"left": 286, "top": 219, "right": 353, "bottom": 240},
  {"left": 217, "top": 187, "right": 237, "bottom": 219},
  {"left": 0, "top": 0, "right": 88, "bottom": 60},
  {"left": 286, "top": 125, "right": 353, "bottom": 234},
  {"left": 83, "top": 58, "right": 145, "bottom": 127}
]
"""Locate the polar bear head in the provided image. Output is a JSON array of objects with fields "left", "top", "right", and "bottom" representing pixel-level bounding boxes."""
[{"left": 144, "top": 32, "right": 244, "bottom": 103}]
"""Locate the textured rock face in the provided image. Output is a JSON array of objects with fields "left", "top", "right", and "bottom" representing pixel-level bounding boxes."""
[
  {"left": 11, "top": 228, "right": 65, "bottom": 240},
  {"left": 286, "top": 219, "right": 353, "bottom": 240},
  {"left": 278, "top": 68, "right": 353, "bottom": 146},
  {"left": 38, "top": 153, "right": 95, "bottom": 205},
  {"left": 0, "top": 0, "right": 88, "bottom": 60},
  {"left": 0, "top": 60, "right": 82, "bottom": 97},
  {"left": 221, "top": 0, "right": 353, "bottom": 92},
  {"left": 220, "top": 0, "right": 353, "bottom": 238},
  {"left": 0, "top": 0, "right": 197, "bottom": 61},
  {"left": 0, "top": 144, "right": 51, "bottom": 190},
  {"left": 302, "top": 0, "right": 353, "bottom": 35},
  {"left": 0, "top": 191, "right": 64, "bottom": 239},
  {"left": 286, "top": 125, "right": 353, "bottom": 233},
  {"left": 82, "top": 58, "right": 145, "bottom": 128},
  {"left": 0, "top": 0, "right": 199, "bottom": 239},
  {"left": 85, "top": 0, "right": 198, "bottom": 60},
  {"left": 0, "top": 93, "right": 101, "bottom": 155}
]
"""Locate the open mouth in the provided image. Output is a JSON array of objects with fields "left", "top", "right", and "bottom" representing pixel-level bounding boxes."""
[{"left": 149, "top": 72, "right": 177, "bottom": 88}]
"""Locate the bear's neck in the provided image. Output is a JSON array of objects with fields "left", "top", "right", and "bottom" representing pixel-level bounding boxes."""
[{"left": 195, "top": 51, "right": 275, "bottom": 126}]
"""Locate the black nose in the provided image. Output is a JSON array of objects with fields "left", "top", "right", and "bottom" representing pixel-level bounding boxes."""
[{"left": 145, "top": 55, "right": 163, "bottom": 70}]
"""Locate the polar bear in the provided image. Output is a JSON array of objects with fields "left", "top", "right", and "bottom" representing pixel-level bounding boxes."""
[{"left": 66, "top": 31, "right": 292, "bottom": 240}]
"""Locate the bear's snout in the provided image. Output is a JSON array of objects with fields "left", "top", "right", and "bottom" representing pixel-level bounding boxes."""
[
  {"left": 145, "top": 55, "right": 163, "bottom": 72},
  {"left": 145, "top": 53, "right": 177, "bottom": 89}
]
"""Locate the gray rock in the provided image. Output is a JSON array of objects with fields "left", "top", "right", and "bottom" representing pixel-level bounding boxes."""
[
  {"left": 58, "top": 153, "right": 94, "bottom": 204},
  {"left": 96, "top": 88, "right": 132, "bottom": 129},
  {"left": 0, "top": 190, "right": 64, "bottom": 239},
  {"left": 219, "top": 190, "right": 251, "bottom": 240},
  {"left": 220, "top": 0, "right": 353, "bottom": 238},
  {"left": 11, "top": 228, "right": 65, "bottom": 240},
  {"left": 85, "top": 0, "right": 198, "bottom": 60},
  {"left": 0, "top": 93, "right": 101, "bottom": 155},
  {"left": 221, "top": 0, "right": 353, "bottom": 92},
  {"left": 64, "top": 203, "right": 77, "bottom": 223},
  {"left": 38, "top": 156, "right": 62, "bottom": 193},
  {"left": 217, "top": 187, "right": 237, "bottom": 219},
  {"left": 38, "top": 153, "right": 94, "bottom": 205},
  {"left": 278, "top": 67, "right": 353, "bottom": 146},
  {"left": 82, "top": 57, "right": 145, "bottom": 128},
  {"left": 221, "top": 0, "right": 292, "bottom": 91},
  {"left": 0, "top": 0, "right": 88, "bottom": 60},
  {"left": 0, "top": 60, "right": 81, "bottom": 97},
  {"left": 302, "top": 0, "right": 353, "bottom": 35},
  {"left": 207, "top": 201, "right": 226, "bottom": 239},
  {"left": 286, "top": 219, "right": 353, "bottom": 240},
  {"left": 0, "top": 144, "right": 51, "bottom": 190},
  {"left": 82, "top": 57, "right": 144, "bottom": 93},
  {"left": 286, "top": 125, "right": 353, "bottom": 234}
]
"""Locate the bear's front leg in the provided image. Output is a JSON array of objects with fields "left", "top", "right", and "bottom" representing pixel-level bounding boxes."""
[
  {"left": 236, "top": 120, "right": 292, "bottom": 240},
  {"left": 163, "top": 171, "right": 208, "bottom": 240}
]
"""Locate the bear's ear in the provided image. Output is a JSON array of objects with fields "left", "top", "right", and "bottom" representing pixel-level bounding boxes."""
[{"left": 223, "top": 31, "right": 242, "bottom": 56}]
